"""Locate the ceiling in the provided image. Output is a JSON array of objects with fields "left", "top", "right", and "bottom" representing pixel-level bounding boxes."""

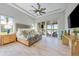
[{"left": 8, "top": 3, "right": 68, "bottom": 19}]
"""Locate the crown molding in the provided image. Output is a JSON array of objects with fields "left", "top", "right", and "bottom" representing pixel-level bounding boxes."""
[
  {"left": 8, "top": 3, "right": 37, "bottom": 20},
  {"left": 8, "top": 3, "right": 66, "bottom": 20},
  {"left": 37, "top": 8, "right": 65, "bottom": 18}
]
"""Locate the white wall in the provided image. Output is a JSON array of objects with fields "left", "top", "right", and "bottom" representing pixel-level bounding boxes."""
[
  {"left": 0, "top": 3, "right": 78, "bottom": 34},
  {"left": 35, "top": 10, "right": 66, "bottom": 30},
  {"left": 65, "top": 3, "right": 78, "bottom": 28},
  {"left": 35, "top": 3, "right": 78, "bottom": 30},
  {"left": 34, "top": 11, "right": 65, "bottom": 38},
  {"left": 0, "top": 3, "right": 35, "bottom": 25}
]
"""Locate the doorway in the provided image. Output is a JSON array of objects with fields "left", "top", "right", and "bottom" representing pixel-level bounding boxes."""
[
  {"left": 47, "top": 21, "right": 58, "bottom": 37},
  {"left": 37, "top": 20, "right": 58, "bottom": 37}
]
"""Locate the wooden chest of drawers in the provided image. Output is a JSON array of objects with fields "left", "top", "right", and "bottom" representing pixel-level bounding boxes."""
[{"left": 0, "top": 34, "right": 16, "bottom": 45}]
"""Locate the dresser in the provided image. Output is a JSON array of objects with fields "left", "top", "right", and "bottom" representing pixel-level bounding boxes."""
[{"left": 0, "top": 33, "right": 16, "bottom": 45}]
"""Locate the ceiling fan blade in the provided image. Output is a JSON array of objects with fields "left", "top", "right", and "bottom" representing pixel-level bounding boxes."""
[
  {"left": 32, "top": 6, "right": 37, "bottom": 10},
  {"left": 41, "top": 12, "right": 46, "bottom": 14},
  {"left": 39, "top": 8, "right": 46, "bottom": 12},
  {"left": 33, "top": 10, "right": 37, "bottom": 13},
  {"left": 37, "top": 3, "right": 40, "bottom": 9},
  {"left": 41, "top": 8, "right": 46, "bottom": 11},
  {"left": 43, "top": 8, "right": 46, "bottom": 10},
  {"left": 39, "top": 13, "right": 42, "bottom": 15}
]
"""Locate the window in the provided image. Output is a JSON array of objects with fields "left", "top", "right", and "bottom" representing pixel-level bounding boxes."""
[
  {"left": 1, "top": 16, "right": 6, "bottom": 24},
  {"left": 51, "top": 24, "right": 58, "bottom": 29},
  {"left": 0, "top": 15, "right": 14, "bottom": 35},
  {"left": 53, "top": 24, "right": 58, "bottom": 29},
  {"left": 47, "top": 24, "right": 51, "bottom": 29},
  {"left": 47, "top": 23, "right": 58, "bottom": 36}
]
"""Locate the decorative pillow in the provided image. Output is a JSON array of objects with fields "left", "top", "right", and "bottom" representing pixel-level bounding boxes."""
[
  {"left": 27, "top": 35, "right": 33, "bottom": 41},
  {"left": 21, "top": 31, "right": 29, "bottom": 38}
]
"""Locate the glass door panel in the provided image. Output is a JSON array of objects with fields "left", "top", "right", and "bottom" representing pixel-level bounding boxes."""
[{"left": 47, "top": 23, "right": 58, "bottom": 37}]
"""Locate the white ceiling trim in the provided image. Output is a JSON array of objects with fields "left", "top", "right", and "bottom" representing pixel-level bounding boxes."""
[
  {"left": 37, "top": 8, "right": 65, "bottom": 18},
  {"left": 8, "top": 3, "right": 36, "bottom": 20},
  {"left": 8, "top": 3, "right": 66, "bottom": 20}
]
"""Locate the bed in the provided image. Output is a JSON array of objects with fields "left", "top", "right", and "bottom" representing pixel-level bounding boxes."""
[{"left": 16, "top": 29, "right": 42, "bottom": 46}]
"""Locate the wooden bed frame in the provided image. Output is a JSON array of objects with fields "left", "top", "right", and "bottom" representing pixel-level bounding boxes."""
[{"left": 17, "top": 35, "right": 41, "bottom": 47}]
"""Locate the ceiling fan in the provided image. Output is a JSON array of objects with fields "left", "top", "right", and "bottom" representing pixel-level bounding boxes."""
[{"left": 32, "top": 3, "right": 46, "bottom": 15}]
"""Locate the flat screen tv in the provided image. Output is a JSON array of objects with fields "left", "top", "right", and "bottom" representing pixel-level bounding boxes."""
[{"left": 68, "top": 4, "right": 79, "bottom": 28}]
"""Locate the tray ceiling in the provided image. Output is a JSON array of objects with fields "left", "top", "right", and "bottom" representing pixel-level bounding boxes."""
[{"left": 9, "top": 3, "right": 67, "bottom": 19}]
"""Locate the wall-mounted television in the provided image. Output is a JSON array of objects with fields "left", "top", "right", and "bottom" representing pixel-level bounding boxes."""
[{"left": 68, "top": 4, "right": 79, "bottom": 28}]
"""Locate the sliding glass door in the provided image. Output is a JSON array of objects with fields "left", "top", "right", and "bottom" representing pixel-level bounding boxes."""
[{"left": 47, "top": 23, "right": 58, "bottom": 37}]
